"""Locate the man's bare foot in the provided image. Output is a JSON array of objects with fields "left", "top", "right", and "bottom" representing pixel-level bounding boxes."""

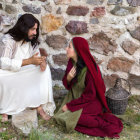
[
  {"left": 1, "top": 114, "right": 8, "bottom": 122},
  {"left": 37, "top": 107, "right": 51, "bottom": 121}
]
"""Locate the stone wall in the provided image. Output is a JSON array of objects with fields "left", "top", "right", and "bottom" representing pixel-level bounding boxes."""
[{"left": 0, "top": 0, "right": 140, "bottom": 96}]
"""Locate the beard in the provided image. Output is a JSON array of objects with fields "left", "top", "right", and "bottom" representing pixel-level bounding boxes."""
[{"left": 24, "top": 35, "right": 36, "bottom": 42}]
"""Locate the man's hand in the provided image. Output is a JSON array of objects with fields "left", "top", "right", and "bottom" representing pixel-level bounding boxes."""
[
  {"left": 40, "top": 57, "right": 47, "bottom": 72},
  {"left": 67, "top": 66, "right": 76, "bottom": 82},
  {"left": 62, "top": 105, "right": 68, "bottom": 112},
  {"left": 29, "top": 53, "right": 46, "bottom": 65},
  {"left": 22, "top": 53, "right": 45, "bottom": 66}
]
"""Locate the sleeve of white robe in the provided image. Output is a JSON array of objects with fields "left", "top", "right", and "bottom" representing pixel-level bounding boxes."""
[{"left": 0, "top": 35, "right": 22, "bottom": 72}]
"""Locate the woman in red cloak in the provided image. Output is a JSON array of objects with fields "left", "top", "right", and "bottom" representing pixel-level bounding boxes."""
[{"left": 54, "top": 37, "right": 123, "bottom": 138}]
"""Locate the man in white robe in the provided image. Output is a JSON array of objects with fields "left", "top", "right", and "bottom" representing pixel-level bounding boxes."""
[{"left": 0, "top": 14, "right": 55, "bottom": 122}]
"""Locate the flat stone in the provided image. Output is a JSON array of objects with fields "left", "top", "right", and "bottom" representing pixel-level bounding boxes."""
[
  {"left": 43, "top": 5, "right": 52, "bottom": 13},
  {"left": 110, "top": 5, "right": 135, "bottom": 16},
  {"left": 90, "top": 18, "right": 99, "bottom": 24},
  {"left": 86, "top": 0, "right": 104, "bottom": 5},
  {"left": 56, "top": 7, "right": 62, "bottom": 14},
  {"left": 88, "top": 32, "right": 117, "bottom": 55},
  {"left": 66, "top": 6, "right": 89, "bottom": 16},
  {"left": 91, "top": 7, "right": 106, "bottom": 17},
  {"left": 104, "top": 74, "right": 119, "bottom": 88},
  {"left": 42, "top": 14, "right": 63, "bottom": 33},
  {"left": 65, "top": 20, "right": 88, "bottom": 35},
  {"left": 129, "top": 26, "right": 140, "bottom": 41},
  {"left": 127, "top": 0, "right": 140, "bottom": 7},
  {"left": 107, "top": 0, "right": 122, "bottom": 5},
  {"left": 53, "top": 54, "right": 67, "bottom": 66},
  {"left": 12, "top": 109, "right": 38, "bottom": 135},
  {"left": 121, "top": 40, "right": 139, "bottom": 55},
  {"left": 0, "top": 14, "right": 14, "bottom": 26},
  {"left": 107, "top": 57, "right": 134, "bottom": 72},
  {"left": 50, "top": 67, "right": 65, "bottom": 80},
  {"left": 129, "top": 74, "right": 140, "bottom": 89},
  {"left": 53, "top": 87, "right": 67, "bottom": 99},
  {"left": 22, "top": 4, "right": 41, "bottom": 14},
  {"left": 5, "top": 5, "right": 17, "bottom": 14},
  {"left": 54, "top": 0, "right": 71, "bottom": 5},
  {"left": 39, "top": 0, "right": 47, "bottom": 2},
  {"left": 46, "top": 35, "right": 67, "bottom": 50}
]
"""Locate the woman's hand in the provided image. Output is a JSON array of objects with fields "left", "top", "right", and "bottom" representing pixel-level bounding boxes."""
[
  {"left": 62, "top": 105, "right": 68, "bottom": 112},
  {"left": 67, "top": 66, "right": 76, "bottom": 83}
]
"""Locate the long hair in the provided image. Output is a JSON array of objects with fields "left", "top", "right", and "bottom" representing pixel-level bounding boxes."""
[
  {"left": 75, "top": 55, "right": 86, "bottom": 80},
  {"left": 6, "top": 14, "right": 40, "bottom": 48}
]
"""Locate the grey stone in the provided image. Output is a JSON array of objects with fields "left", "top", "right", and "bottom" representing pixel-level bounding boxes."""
[
  {"left": 65, "top": 21, "right": 88, "bottom": 35},
  {"left": 46, "top": 35, "right": 68, "bottom": 50},
  {"left": 22, "top": 4, "right": 41, "bottom": 14},
  {"left": 44, "top": 5, "right": 52, "bottom": 13},
  {"left": 86, "top": 0, "right": 104, "bottom": 5},
  {"left": 50, "top": 67, "right": 65, "bottom": 80},
  {"left": 56, "top": 7, "right": 62, "bottom": 14},
  {"left": 110, "top": 6, "right": 135, "bottom": 16},
  {"left": 127, "top": 0, "right": 140, "bottom": 7},
  {"left": 129, "top": 74, "right": 140, "bottom": 89},
  {"left": 5, "top": 5, "right": 17, "bottom": 14},
  {"left": 107, "top": 0, "right": 122, "bottom": 5},
  {"left": 129, "top": 26, "right": 140, "bottom": 41},
  {"left": 0, "top": 14, "right": 14, "bottom": 26},
  {"left": 53, "top": 88, "right": 67, "bottom": 99},
  {"left": 12, "top": 109, "right": 38, "bottom": 135},
  {"left": 90, "top": 18, "right": 99, "bottom": 24}
]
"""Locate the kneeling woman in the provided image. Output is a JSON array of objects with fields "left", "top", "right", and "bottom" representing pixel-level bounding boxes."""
[{"left": 54, "top": 37, "right": 123, "bottom": 138}]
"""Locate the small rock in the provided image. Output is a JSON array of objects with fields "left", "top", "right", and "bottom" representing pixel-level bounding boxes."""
[
  {"left": 88, "top": 32, "right": 117, "bottom": 55},
  {"left": 91, "top": 7, "right": 106, "bottom": 17},
  {"left": 53, "top": 54, "right": 67, "bottom": 66},
  {"left": 110, "top": 5, "right": 135, "bottom": 16},
  {"left": 46, "top": 35, "right": 67, "bottom": 50},
  {"left": 44, "top": 5, "right": 52, "bottom": 13},
  {"left": 86, "top": 0, "right": 104, "bottom": 5},
  {"left": 107, "top": 0, "right": 122, "bottom": 5},
  {"left": 56, "top": 7, "right": 61, "bottom": 14},
  {"left": 66, "top": 6, "right": 89, "bottom": 16},
  {"left": 65, "top": 20, "right": 88, "bottom": 35},
  {"left": 129, "top": 26, "right": 140, "bottom": 41},
  {"left": 129, "top": 74, "right": 140, "bottom": 89},
  {"left": 90, "top": 18, "right": 99, "bottom": 24},
  {"left": 22, "top": 4, "right": 41, "bottom": 14},
  {"left": 50, "top": 67, "right": 65, "bottom": 80},
  {"left": 5, "top": 5, "right": 17, "bottom": 14},
  {"left": 127, "top": 0, "right": 140, "bottom": 7},
  {"left": 54, "top": 0, "right": 71, "bottom": 5},
  {"left": 41, "top": 14, "right": 63, "bottom": 33},
  {"left": 121, "top": 40, "right": 139, "bottom": 55},
  {"left": 12, "top": 109, "right": 38, "bottom": 135},
  {"left": 107, "top": 57, "right": 134, "bottom": 72}
]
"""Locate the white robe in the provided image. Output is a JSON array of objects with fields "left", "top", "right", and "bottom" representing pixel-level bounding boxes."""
[{"left": 0, "top": 34, "right": 56, "bottom": 116}]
